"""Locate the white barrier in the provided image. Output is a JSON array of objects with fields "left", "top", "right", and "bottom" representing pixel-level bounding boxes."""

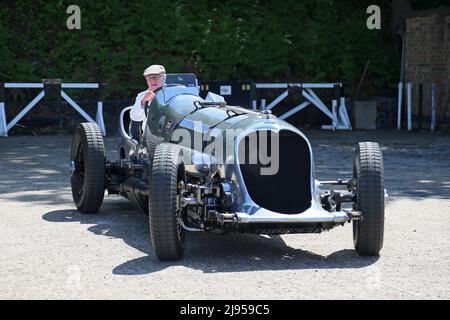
[
  {"left": 252, "top": 83, "right": 352, "bottom": 130},
  {"left": 0, "top": 81, "right": 105, "bottom": 136}
]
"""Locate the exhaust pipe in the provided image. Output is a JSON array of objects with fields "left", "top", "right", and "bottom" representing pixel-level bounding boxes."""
[{"left": 120, "top": 177, "right": 149, "bottom": 197}]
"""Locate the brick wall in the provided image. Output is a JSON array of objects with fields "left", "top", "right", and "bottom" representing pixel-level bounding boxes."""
[
  {"left": 404, "top": 14, "right": 449, "bottom": 122},
  {"left": 405, "top": 14, "right": 449, "bottom": 83}
]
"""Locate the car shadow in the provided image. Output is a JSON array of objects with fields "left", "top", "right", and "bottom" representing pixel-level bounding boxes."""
[{"left": 42, "top": 206, "right": 378, "bottom": 276}]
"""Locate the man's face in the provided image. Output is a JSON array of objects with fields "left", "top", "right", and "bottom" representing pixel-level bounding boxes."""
[{"left": 145, "top": 73, "right": 165, "bottom": 91}]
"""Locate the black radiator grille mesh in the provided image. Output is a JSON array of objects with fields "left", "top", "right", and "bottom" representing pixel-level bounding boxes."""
[{"left": 238, "top": 130, "right": 312, "bottom": 214}]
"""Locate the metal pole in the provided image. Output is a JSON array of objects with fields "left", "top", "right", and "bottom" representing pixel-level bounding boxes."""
[
  {"left": 96, "top": 101, "right": 106, "bottom": 136},
  {"left": 96, "top": 83, "right": 106, "bottom": 136},
  {"left": 279, "top": 101, "right": 311, "bottom": 120},
  {"left": 332, "top": 99, "right": 337, "bottom": 131},
  {"left": 4, "top": 83, "right": 44, "bottom": 88},
  {"left": 0, "top": 102, "right": 7, "bottom": 137},
  {"left": 61, "top": 83, "right": 99, "bottom": 89},
  {"left": 407, "top": 83, "right": 412, "bottom": 131},
  {"left": 255, "top": 83, "right": 339, "bottom": 89},
  {"left": 418, "top": 83, "right": 423, "bottom": 130},
  {"left": 265, "top": 90, "right": 289, "bottom": 110},
  {"left": 303, "top": 89, "right": 337, "bottom": 123},
  {"left": 61, "top": 90, "right": 96, "bottom": 124},
  {"left": 397, "top": 82, "right": 403, "bottom": 129},
  {"left": 261, "top": 99, "right": 266, "bottom": 111},
  {"left": 339, "top": 97, "right": 351, "bottom": 129},
  {"left": 6, "top": 91, "right": 46, "bottom": 131},
  {"left": 431, "top": 83, "right": 437, "bottom": 131},
  {"left": 5, "top": 83, "right": 100, "bottom": 89},
  {"left": 0, "top": 83, "right": 6, "bottom": 136}
]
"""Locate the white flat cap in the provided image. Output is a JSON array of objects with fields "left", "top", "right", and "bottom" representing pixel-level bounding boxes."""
[{"left": 143, "top": 64, "right": 166, "bottom": 76}]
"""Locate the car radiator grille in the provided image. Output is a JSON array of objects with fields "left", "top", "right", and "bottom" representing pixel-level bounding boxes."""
[{"left": 238, "top": 130, "right": 312, "bottom": 214}]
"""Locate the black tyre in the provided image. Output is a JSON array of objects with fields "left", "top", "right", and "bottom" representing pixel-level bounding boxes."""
[
  {"left": 149, "top": 143, "right": 185, "bottom": 260},
  {"left": 352, "top": 142, "right": 385, "bottom": 256},
  {"left": 70, "top": 123, "right": 106, "bottom": 213}
]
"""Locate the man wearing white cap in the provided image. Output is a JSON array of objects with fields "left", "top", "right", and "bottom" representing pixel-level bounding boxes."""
[{"left": 129, "top": 64, "right": 166, "bottom": 135}]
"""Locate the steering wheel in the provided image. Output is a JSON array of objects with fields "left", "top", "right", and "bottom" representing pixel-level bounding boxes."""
[{"left": 144, "top": 86, "right": 164, "bottom": 118}]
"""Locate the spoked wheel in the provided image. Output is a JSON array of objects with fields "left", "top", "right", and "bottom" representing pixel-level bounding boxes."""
[
  {"left": 352, "top": 142, "right": 385, "bottom": 256},
  {"left": 70, "top": 123, "right": 106, "bottom": 213},
  {"left": 149, "top": 143, "right": 186, "bottom": 260}
]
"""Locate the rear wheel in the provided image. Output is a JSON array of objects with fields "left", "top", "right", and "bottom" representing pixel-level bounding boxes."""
[
  {"left": 149, "top": 143, "right": 185, "bottom": 260},
  {"left": 352, "top": 142, "right": 385, "bottom": 256},
  {"left": 70, "top": 123, "right": 105, "bottom": 213}
]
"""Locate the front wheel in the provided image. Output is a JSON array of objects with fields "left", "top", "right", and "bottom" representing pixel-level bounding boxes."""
[
  {"left": 148, "top": 143, "right": 185, "bottom": 260},
  {"left": 352, "top": 142, "right": 385, "bottom": 256}
]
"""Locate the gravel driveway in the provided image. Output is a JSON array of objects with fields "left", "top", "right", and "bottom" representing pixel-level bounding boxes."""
[{"left": 0, "top": 129, "right": 449, "bottom": 299}]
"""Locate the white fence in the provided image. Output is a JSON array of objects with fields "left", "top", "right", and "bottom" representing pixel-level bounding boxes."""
[
  {"left": 0, "top": 81, "right": 105, "bottom": 137},
  {"left": 251, "top": 83, "right": 352, "bottom": 130}
]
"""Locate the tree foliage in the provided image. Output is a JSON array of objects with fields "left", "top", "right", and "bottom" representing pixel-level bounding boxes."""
[{"left": 0, "top": 0, "right": 439, "bottom": 97}]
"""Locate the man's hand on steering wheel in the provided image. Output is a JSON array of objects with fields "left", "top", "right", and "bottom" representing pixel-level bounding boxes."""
[
  {"left": 141, "top": 86, "right": 165, "bottom": 107},
  {"left": 142, "top": 87, "right": 164, "bottom": 118},
  {"left": 141, "top": 91, "right": 156, "bottom": 107}
]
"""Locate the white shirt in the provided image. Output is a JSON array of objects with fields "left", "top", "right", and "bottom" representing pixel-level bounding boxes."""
[{"left": 130, "top": 89, "right": 150, "bottom": 123}]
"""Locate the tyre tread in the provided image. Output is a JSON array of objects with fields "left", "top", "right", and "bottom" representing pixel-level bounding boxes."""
[
  {"left": 149, "top": 143, "right": 184, "bottom": 260},
  {"left": 353, "top": 142, "right": 385, "bottom": 256},
  {"left": 70, "top": 123, "right": 105, "bottom": 213}
]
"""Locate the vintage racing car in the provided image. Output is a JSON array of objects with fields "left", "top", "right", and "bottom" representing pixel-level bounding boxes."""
[{"left": 69, "top": 74, "right": 385, "bottom": 260}]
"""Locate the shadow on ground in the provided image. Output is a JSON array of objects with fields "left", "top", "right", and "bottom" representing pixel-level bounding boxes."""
[
  {"left": 0, "top": 136, "right": 118, "bottom": 204},
  {"left": 43, "top": 207, "right": 378, "bottom": 276}
]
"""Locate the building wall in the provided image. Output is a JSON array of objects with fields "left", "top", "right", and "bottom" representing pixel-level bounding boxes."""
[{"left": 404, "top": 14, "right": 449, "bottom": 122}]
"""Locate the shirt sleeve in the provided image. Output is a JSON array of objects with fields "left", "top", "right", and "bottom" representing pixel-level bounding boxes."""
[{"left": 130, "top": 91, "right": 146, "bottom": 122}]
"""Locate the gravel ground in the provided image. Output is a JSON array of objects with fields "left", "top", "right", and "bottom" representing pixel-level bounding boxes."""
[{"left": 0, "top": 129, "right": 449, "bottom": 300}]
